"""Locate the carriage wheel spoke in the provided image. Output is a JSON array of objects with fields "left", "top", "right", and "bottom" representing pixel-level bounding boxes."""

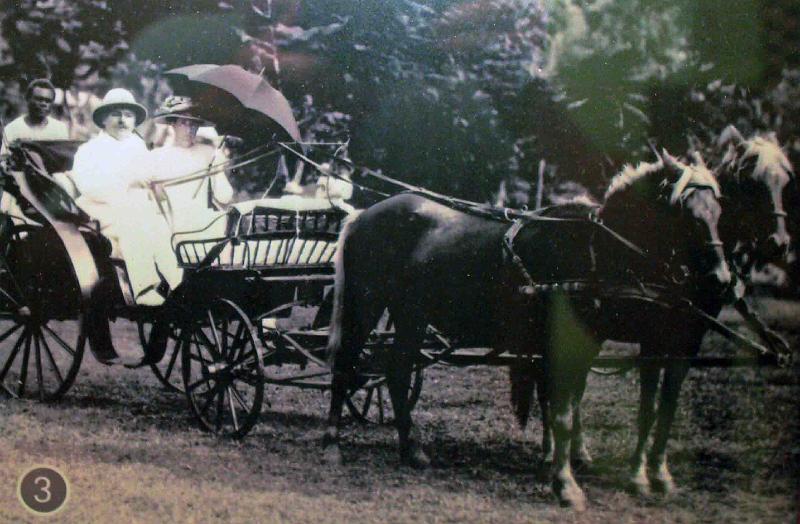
[
  {"left": 377, "top": 386, "right": 385, "bottom": 424},
  {"left": 190, "top": 332, "right": 216, "bottom": 364},
  {"left": 360, "top": 388, "right": 374, "bottom": 418},
  {"left": 187, "top": 374, "right": 215, "bottom": 393},
  {"left": 230, "top": 384, "right": 250, "bottom": 412},
  {"left": 33, "top": 330, "right": 44, "bottom": 400},
  {"left": 17, "top": 331, "right": 32, "bottom": 397},
  {"left": 220, "top": 317, "right": 229, "bottom": 358},
  {"left": 227, "top": 386, "right": 240, "bottom": 432},
  {"left": 231, "top": 345, "right": 258, "bottom": 369},
  {"left": 0, "top": 327, "right": 28, "bottom": 382},
  {"left": 195, "top": 327, "right": 222, "bottom": 360},
  {"left": 206, "top": 311, "right": 223, "bottom": 354},
  {"left": 215, "top": 387, "right": 225, "bottom": 431},
  {"left": 162, "top": 338, "right": 181, "bottom": 382},
  {"left": 38, "top": 331, "right": 64, "bottom": 386},
  {"left": 0, "top": 322, "right": 23, "bottom": 345},
  {"left": 0, "top": 287, "right": 20, "bottom": 309},
  {"left": 0, "top": 382, "right": 15, "bottom": 398},
  {"left": 41, "top": 325, "right": 75, "bottom": 357},
  {"left": 199, "top": 382, "right": 222, "bottom": 418},
  {"left": 232, "top": 370, "right": 261, "bottom": 388},
  {"left": 226, "top": 322, "right": 246, "bottom": 364},
  {"left": 188, "top": 352, "right": 211, "bottom": 365}
]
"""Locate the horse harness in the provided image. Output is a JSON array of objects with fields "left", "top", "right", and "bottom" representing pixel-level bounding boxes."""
[
  {"left": 500, "top": 205, "right": 784, "bottom": 365},
  {"left": 501, "top": 210, "right": 654, "bottom": 298}
]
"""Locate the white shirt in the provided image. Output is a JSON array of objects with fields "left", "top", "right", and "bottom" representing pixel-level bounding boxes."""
[
  {"left": 72, "top": 131, "right": 149, "bottom": 206},
  {"left": 0, "top": 115, "right": 70, "bottom": 222},
  {"left": 1, "top": 115, "right": 69, "bottom": 154}
]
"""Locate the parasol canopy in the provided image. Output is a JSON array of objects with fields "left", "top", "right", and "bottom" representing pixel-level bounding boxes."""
[{"left": 164, "top": 64, "right": 302, "bottom": 143}]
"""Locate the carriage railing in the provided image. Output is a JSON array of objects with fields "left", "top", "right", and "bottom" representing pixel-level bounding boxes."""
[{"left": 175, "top": 206, "right": 348, "bottom": 272}]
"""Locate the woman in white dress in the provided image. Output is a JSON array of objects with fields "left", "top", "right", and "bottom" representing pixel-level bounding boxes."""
[{"left": 148, "top": 96, "right": 235, "bottom": 234}]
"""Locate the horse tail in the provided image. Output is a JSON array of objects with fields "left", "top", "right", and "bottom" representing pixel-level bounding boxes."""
[
  {"left": 327, "top": 210, "right": 362, "bottom": 368},
  {"left": 509, "top": 361, "right": 537, "bottom": 429}
]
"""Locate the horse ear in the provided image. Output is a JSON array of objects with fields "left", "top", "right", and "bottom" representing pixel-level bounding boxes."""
[
  {"left": 691, "top": 150, "right": 707, "bottom": 168},
  {"left": 718, "top": 125, "right": 745, "bottom": 147},
  {"left": 662, "top": 148, "right": 683, "bottom": 173},
  {"left": 649, "top": 143, "right": 663, "bottom": 164}
]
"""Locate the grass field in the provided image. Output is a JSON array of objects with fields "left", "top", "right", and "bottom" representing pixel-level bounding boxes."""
[{"left": 1, "top": 299, "right": 798, "bottom": 523}]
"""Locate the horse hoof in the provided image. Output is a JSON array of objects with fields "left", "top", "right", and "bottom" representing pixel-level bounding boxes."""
[
  {"left": 651, "top": 475, "right": 677, "bottom": 495},
  {"left": 321, "top": 444, "right": 343, "bottom": 466},
  {"left": 628, "top": 475, "right": 651, "bottom": 497},
  {"left": 556, "top": 486, "right": 587, "bottom": 512},
  {"left": 553, "top": 475, "right": 587, "bottom": 512}
]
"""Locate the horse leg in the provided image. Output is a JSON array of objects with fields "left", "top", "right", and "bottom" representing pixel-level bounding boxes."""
[
  {"left": 323, "top": 382, "right": 347, "bottom": 464},
  {"left": 570, "top": 372, "right": 592, "bottom": 468},
  {"left": 549, "top": 371, "right": 588, "bottom": 511},
  {"left": 386, "top": 323, "right": 429, "bottom": 468},
  {"left": 534, "top": 360, "right": 554, "bottom": 464},
  {"left": 648, "top": 360, "right": 690, "bottom": 494},
  {"left": 323, "top": 296, "right": 383, "bottom": 465},
  {"left": 629, "top": 362, "right": 661, "bottom": 495}
]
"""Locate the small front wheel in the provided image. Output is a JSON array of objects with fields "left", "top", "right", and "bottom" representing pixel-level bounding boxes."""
[
  {"left": 345, "top": 347, "right": 424, "bottom": 424},
  {"left": 138, "top": 319, "right": 186, "bottom": 393},
  {"left": 182, "top": 298, "right": 265, "bottom": 439}
]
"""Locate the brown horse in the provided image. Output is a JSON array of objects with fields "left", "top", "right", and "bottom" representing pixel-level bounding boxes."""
[
  {"left": 532, "top": 136, "right": 795, "bottom": 499},
  {"left": 323, "top": 151, "right": 730, "bottom": 510}
]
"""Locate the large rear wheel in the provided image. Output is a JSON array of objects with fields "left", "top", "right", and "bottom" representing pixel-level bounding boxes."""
[
  {"left": 0, "top": 224, "right": 85, "bottom": 400},
  {"left": 182, "top": 298, "right": 265, "bottom": 438}
]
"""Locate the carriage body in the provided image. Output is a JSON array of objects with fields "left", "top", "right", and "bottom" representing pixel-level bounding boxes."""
[{"left": 0, "top": 140, "right": 355, "bottom": 426}]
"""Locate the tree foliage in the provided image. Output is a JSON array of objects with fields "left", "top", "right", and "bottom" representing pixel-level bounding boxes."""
[{"left": 0, "top": 0, "right": 798, "bottom": 202}]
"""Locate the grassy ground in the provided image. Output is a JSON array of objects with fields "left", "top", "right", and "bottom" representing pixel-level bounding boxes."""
[{"left": 0, "top": 299, "right": 798, "bottom": 523}]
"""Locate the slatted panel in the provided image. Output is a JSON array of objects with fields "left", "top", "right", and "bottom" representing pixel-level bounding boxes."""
[{"left": 176, "top": 207, "right": 348, "bottom": 270}]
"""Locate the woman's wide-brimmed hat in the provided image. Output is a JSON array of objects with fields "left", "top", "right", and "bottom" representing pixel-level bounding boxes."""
[
  {"left": 153, "top": 95, "right": 213, "bottom": 126},
  {"left": 92, "top": 88, "right": 148, "bottom": 128}
]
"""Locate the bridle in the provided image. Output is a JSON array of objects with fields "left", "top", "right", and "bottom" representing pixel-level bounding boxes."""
[{"left": 665, "top": 183, "right": 728, "bottom": 285}]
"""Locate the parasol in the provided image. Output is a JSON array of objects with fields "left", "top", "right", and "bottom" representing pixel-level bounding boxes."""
[{"left": 164, "top": 64, "right": 302, "bottom": 143}]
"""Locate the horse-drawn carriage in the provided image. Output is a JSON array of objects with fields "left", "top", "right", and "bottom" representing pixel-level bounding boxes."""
[{"left": 0, "top": 134, "right": 412, "bottom": 437}]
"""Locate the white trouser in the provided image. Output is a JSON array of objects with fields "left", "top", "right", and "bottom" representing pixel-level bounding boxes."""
[{"left": 77, "top": 190, "right": 183, "bottom": 301}]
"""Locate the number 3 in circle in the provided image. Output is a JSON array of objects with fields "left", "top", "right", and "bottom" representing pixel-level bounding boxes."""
[{"left": 17, "top": 466, "right": 69, "bottom": 515}]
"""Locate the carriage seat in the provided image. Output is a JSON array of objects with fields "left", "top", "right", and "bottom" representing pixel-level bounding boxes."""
[{"left": 173, "top": 195, "right": 352, "bottom": 269}]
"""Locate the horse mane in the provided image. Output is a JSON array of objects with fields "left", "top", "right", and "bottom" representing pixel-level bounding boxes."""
[
  {"left": 740, "top": 134, "right": 795, "bottom": 184},
  {"left": 603, "top": 158, "right": 665, "bottom": 202},
  {"left": 669, "top": 153, "right": 721, "bottom": 204},
  {"left": 604, "top": 153, "right": 720, "bottom": 206}
]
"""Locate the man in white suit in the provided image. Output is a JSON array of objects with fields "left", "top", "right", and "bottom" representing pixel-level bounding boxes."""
[{"left": 71, "top": 88, "right": 181, "bottom": 306}]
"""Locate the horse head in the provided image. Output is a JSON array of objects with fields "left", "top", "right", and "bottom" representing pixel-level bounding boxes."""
[
  {"left": 715, "top": 129, "right": 794, "bottom": 267},
  {"left": 601, "top": 150, "right": 730, "bottom": 295},
  {"left": 664, "top": 150, "right": 731, "bottom": 293}
]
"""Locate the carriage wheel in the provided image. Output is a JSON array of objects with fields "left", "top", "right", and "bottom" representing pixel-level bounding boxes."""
[
  {"left": 0, "top": 315, "right": 86, "bottom": 401},
  {"left": 138, "top": 319, "right": 186, "bottom": 393},
  {"left": 0, "top": 224, "right": 85, "bottom": 401},
  {"left": 345, "top": 361, "right": 424, "bottom": 424},
  {"left": 181, "top": 298, "right": 265, "bottom": 439}
]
